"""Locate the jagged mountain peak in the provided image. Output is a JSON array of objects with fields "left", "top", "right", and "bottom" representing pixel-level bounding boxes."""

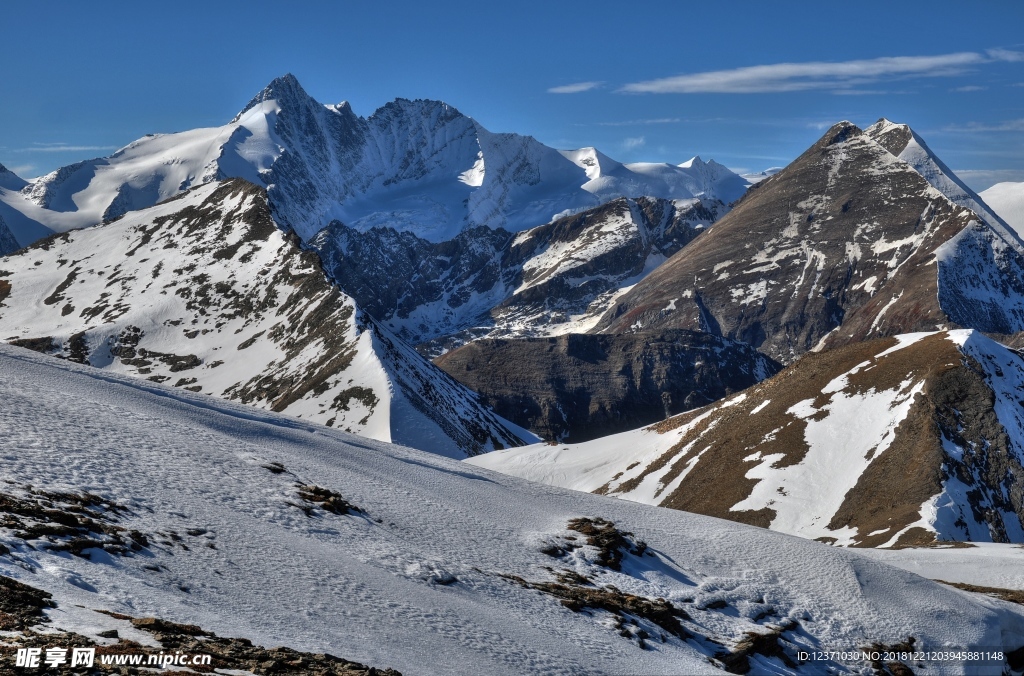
[
  {"left": 864, "top": 117, "right": 1016, "bottom": 240},
  {"left": 593, "top": 116, "right": 1024, "bottom": 360},
  {"left": 1, "top": 75, "right": 748, "bottom": 246},
  {"left": 819, "top": 120, "right": 861, "bottom": 146},
  {"left": 370, "top": 96, "right": 468, "bottom": 122},
  {"left": 233, "top": 72, "right": 317, "bottom": 121},
  {"left": 559, "top": 146, "right": 623, "bottom": 180},
  {"left": 328, "top": 100, "right": 354, "bottom": 114}
]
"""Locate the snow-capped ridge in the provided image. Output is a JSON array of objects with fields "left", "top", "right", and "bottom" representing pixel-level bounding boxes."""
[
  {"left": 559, "top": 147, "right": 622, "bottom": 181},
  {"left": 232, "top": 72, "right": 312, "bottom": 122},
  {"left": 0, "top": 74, "right": 750, "bottom": 247},
  {"left": 865, "top": 117, "right": 1020, "bottom": 245}
]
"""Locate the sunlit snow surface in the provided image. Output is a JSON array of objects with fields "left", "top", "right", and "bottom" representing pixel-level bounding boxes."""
[
  {"left": 3, "top": 344, "right": 1024, "bottom": 674},
  {"left": 982, "top": 182, "right": 1024, "bottom": 238}
]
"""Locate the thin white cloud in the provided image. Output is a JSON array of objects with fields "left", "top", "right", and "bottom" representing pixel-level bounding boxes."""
[
  {"left": 547, "top": 81, "right": 603, "bottom": 94},
  {"left": 942, "top": 119, "right": 1024, "bottom": 132},
  {"left": 594, "top": 117, "right": 681, "bottom": 126},
  {"left": 987, "top": 48, "right": 1024, "bottom": 62},
  {"left": 831, "top": 89, "right": 896, "bottom": 96},
  {"left": 619, "top": 50, "right": 1023, "bottom": 94},
  {"left": 622, "top": 136, "right": 646, "bottom": 150},
  {"left": 952, "top": 85, "right": 987, "bottom": 92},
  {"left": 7, "top": 164, "right": 35, "bottom": 176},
  {"left": 16, "top": 145, "right": 116, "bottom": 153}
]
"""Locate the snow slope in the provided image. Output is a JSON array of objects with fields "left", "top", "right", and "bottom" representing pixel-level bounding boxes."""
[
  {"left": 0, "top": 179, "right": 529, "bottom": 457},
  {"left": 0, "top": 75, "right": 749, "bottom": 247},
  {"left": 470, "top": 330, "right": 1024, "bottom": 548},
  {"left": 859, "top": 543, "right": 1024, "bottom": 591},
  {"left": 982, "top": 182, "right": 1024, "bottom": 237},
  {"left": 2, "top": 343, "right": 1023, "bottom": 674}
]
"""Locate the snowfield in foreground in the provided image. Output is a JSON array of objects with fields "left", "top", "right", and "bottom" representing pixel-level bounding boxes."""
[{"left": 2, "top": 344, "right": 1024, "bottom": 674}]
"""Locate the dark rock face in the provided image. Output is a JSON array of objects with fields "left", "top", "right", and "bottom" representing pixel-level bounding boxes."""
[
  {"left": 592, "top": 122, "right": 997, "bottom": 363},
  {"left": 934, "top": 220, "right": 1024, "bottom": 335},
  {"left": 435, "top": 330, "right": 779, "bottom": 442},
  {"left": 311, "top": 223, "right": 514, "bottom": 346},
  {"left": 312, "top": 196, "right": 724, "bottom": 353},
  {"left": 0, "top": 214, "right": 18, "bottom": 255}
]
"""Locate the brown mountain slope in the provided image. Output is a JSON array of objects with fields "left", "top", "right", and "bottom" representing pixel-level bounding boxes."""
[
  {"left": 592, "top": 122, "right": 1013, "bottom": 362},
  {"left": 470, "top": 330, "right": 1024, "bottom": 547}
]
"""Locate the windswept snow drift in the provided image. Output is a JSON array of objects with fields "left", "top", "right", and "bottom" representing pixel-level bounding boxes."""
[{"left": 2, "top": 344, "right": 1024, "bottom": 674}]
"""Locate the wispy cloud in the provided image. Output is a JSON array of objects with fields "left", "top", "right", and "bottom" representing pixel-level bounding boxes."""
[
  {"left": 951, "top": 85, "right": 987, "bottom": 92},
  {"left": 547, "top": 81, "right": 603, "bottom": 94},
  {"left": 622, "top": 136, "right": 646, "bottom": 150},
  {"left": 619, "top": 49, "right": 1023, "bottom": 94},
  {"left": 594, "top": 117, "right": 681, "bottom": 126},
  {"left": 942, "top": 119, "right": 1024, "bottom": 132},
  {"left": 16, "top": 144, "right": 116, "bottom": 153},
  {"left": 831, "top": 89, "right": 899, "bottom": 96},
  {"left": 987, "top": 48, "right": 1024, "bottom": 62}
]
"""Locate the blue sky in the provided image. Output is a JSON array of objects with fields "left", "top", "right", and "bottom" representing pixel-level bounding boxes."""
[{"left": 2, "top": 0, "right": 1022, "bottom": 190}]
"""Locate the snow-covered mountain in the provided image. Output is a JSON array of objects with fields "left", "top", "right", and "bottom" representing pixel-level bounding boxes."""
[
  {"left": 865, "top": 119, "right": 1013, "bottom": 234},
  {"left": 740, "top": 167, "right": 783, "bottom": 184},
  {"left": 0, "top": 74, "right": 748, "bottom": 248},
  {"left": 312, "top": 195, "right": 726, "bottom": 350},
  {"left": 4, "top": 342, "right": 1024, "bottom": 674},
  {"left": 471, "top": 330, "right": 1024, "bottom": 548},
  {"left": 0, "top": 178, "right": 529, "bottom": 457},
  {"left": 982, "top": 181, "right": 1024, "bottom": 237},
  {"left": 593, "top": 119, "right": 1024, "bottom": 362}
]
